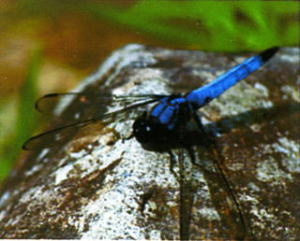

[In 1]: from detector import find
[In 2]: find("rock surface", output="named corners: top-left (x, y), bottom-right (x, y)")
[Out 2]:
top-left (0, 44), bottom-right (299, 240)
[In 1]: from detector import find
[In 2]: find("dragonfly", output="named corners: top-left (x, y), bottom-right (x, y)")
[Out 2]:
top-left (23, 47), bottom-right (279, 239)
top-left (23, 46), bottom-right (279, 151)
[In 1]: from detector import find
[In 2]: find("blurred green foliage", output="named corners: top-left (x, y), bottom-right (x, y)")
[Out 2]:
top-left (0, 49), bottom-right (41, 180)
top-left (81, 1), bottom-right (299, 51)
top-left (6, 0), bottom-right (299, 51)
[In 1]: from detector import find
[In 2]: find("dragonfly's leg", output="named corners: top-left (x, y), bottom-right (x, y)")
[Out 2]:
top-left (192, 111), bottom-right (205, 130)
top-left (199, 110), bottom-right (215, 122)
top-left (192, 111), bottom-right (217, 147)
top-left (186, 146), bottom-right (201, 168)
top-left (192, 112), bottom-right (213, 144)
top-left (122, 132), bottom-right (134, 143)
top-left (168, 150), bottom-right (179, 180)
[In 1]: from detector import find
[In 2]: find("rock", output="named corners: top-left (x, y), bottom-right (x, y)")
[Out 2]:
top-left (0, 44), bottom-right (299, 240)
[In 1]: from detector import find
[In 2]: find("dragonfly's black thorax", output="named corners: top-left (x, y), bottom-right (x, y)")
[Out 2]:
top-left (133, 94), bottom-right (196, 150)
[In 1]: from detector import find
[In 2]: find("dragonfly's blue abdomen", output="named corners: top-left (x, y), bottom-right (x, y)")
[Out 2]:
top-left (186, 47), bottom-right (278, 109)
top-left (147, 47), bottom-right (279, 132)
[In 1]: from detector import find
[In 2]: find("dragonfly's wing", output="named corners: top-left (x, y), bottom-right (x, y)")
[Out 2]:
top-left (176, 148), bottom-right (193, 240)
top-left (23, 93), bottom-right (165, 150)
top-left (22, 117), bottom-right (101, 150)
top-left (210, 148), bottom-right (249, 238)
top-left (186, 47), bottom-right (279, 108)
top-left (35, 92), bottom-right (167, 113)
top-left (169, 146), bottom-right (248, 239)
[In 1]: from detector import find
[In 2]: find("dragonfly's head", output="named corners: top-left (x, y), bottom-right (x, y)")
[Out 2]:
top-left (133, 112), bottom-right (170, 148)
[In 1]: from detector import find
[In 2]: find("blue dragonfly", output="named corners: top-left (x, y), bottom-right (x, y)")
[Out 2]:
top-left (23, 46), bottom-right (279, 151)
top-left (22, 47), bottom-right (278, 239)
top-left (133, 46), bottom-right (279, 150)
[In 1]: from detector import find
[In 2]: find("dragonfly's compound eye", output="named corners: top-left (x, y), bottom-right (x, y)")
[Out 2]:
top-left (133, 117), bottom-right (155, 144)
top-left (133, 116), bottom-right (172, 149)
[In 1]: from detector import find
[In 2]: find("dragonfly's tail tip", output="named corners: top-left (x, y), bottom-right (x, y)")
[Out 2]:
top-left (260, 46), bottom-right (279, 62)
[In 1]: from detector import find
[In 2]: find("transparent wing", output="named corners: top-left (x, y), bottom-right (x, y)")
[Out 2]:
top-left (35, 92), bottom-right (167, 113)
top-left (23, 92), bottom-right (166, 150)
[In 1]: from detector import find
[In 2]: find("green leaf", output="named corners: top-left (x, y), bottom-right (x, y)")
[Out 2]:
top-left (0, 48), bottom-right (42, 181)
top-left (79, 0), bottom-right (299, 51)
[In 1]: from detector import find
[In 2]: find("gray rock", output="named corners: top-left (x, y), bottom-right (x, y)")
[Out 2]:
top-left (0, 44), bottom-right (299, 240)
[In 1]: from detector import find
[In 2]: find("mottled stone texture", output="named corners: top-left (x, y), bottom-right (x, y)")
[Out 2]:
top-left (0, 44), bottom-right (299, 240)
